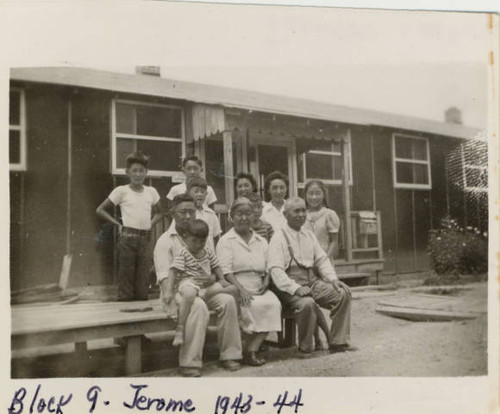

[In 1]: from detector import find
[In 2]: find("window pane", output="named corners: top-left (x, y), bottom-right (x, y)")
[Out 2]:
top-left (9, 90), bottom-right (20, 126)
top-left (136, 105), bottom-right (182, 138)
top-left (412, 139), bottom-right (427, 160)
top-left (396, 162), bottom-right (429, 185)
top-left (116, 103), bottom-right (135, 134)
top-left (396, 163), bottom-right (413, 184)
top-left (116, 138), bottom-right (136, 168)
top-left (117, 138), bottom-right (182, 171)
top-left (9, 129), bottom-right (20, 164)
top-left (137, 140), bottom-right (182, 171)
top-left (395, 136), bottom-right (427, 161)
top-left (305, 153), bottom-right (334, 180)
top-left (308, 140), bottom-right (333, 152)
top-left (413, 163), bottom-right (429, 184)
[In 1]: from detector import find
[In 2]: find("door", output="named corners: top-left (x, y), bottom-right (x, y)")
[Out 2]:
top-left (255, 139), bottom-right (295, 200)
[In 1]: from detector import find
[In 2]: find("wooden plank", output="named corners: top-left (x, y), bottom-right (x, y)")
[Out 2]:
top-left (378, 296), bottom-right (456, 311)
top-left (59, 254), bottom-right (72, 291)
top-left (125, 336), bottom-right (142, 375)
top-left (375, 305), bottom-right (478, 321)
top-left (75, 341), bottom-right (87, 356)
top-left (352, 291), bottom-right (396, 300)
top-left (12, 319), bottom-right (172, 350)
top-left (352, 248), bottom-right (380, 252)
top-left (350, 284), bottom-right (396, 292)
top-left (11, 284), bottom-right (60, 296)
top-left (338, 273), bottom-right (370, 280)
top-left (341, 135), bottom-right (353, 261)
top-left (409, 285), bottom-right (474, 293)
top-left (222, 130), bottom-right (234, 205)
top-left (376, 211), bottom-right (384, 261)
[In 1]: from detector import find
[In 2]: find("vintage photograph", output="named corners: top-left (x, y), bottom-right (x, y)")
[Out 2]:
top-left (8, 5), bottom-right (491, 381)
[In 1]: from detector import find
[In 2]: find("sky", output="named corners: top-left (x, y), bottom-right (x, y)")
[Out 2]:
top-left (78, 5), bottom-right (494, 130)
top-left (0, 4), bottom-right (494, 130)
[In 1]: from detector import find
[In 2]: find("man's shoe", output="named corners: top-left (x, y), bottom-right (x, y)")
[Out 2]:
top-left (329, 344), bottom-right (359, 354)
top-left (296, 350), bottom-right (313, 359)
top-left (179, 367), bottom-right (201, 377)
top-left (221, 360), bottom-right (241, 371)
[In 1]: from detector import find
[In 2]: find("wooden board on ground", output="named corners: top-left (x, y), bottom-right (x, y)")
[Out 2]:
top-left (352, 291), bottom-right (397, 300)
top-left (375, 305), bottom-right (478, 322)
top-left (350, 284), bottom-right (396, 292)
top-left (378, 295), bottom-right (457, 311)
top-left (59, 254), bottom-right (72, 291)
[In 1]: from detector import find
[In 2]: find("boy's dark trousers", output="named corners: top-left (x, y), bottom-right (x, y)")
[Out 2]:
top-left (117, 227), bottom-right (152, 301)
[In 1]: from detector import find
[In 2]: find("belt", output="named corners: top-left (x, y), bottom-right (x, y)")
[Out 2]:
top-left (122, 227), bottom-right (151, 236)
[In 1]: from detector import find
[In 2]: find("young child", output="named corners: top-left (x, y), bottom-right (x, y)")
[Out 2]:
top-left (186, 176), bottom-right (222, 252)
top-left (163, 220), bottom-right (251, 346)
top-left (247, 193), bottom-right (274, 242)
top-left (96, 152), bottom-right (162, 301)
top-left (167, 155), bottom-right (217, 209)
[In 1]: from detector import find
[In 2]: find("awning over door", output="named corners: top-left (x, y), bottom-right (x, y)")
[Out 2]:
top-left (191, 104), bottom-right (226, 141)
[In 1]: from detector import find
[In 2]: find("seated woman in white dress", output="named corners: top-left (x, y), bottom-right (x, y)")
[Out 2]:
top-left (216, 197), bottom-right (282, 366)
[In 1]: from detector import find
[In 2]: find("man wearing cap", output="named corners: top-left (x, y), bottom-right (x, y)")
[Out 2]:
top-left (267, 197), bottom-right (355, 358)
top-left (154, 193), bottom-right (242, 377)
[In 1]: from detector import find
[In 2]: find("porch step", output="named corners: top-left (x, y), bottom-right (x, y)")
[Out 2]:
top-left (338, 272), bottom-right (371, 286)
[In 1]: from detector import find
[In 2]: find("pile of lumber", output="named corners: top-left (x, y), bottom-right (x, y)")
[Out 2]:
top-left (11, 284), bottom-right (78, 305)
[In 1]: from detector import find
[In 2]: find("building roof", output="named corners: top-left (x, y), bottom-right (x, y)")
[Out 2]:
top-left (11, 67), bottom-right (482, 140)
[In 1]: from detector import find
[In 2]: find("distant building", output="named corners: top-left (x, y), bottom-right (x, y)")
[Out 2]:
top-left (9, 67), bottom-right (486, 291)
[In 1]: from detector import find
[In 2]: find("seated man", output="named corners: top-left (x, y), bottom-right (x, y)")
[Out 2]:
top-left (267, 197), bottom-right (356, 358)
top-left (154, 194), bottom-right (242, 377)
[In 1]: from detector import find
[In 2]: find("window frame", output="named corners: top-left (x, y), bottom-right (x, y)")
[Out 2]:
top-left (110, 99), bottom-right (185, 177)
top-left (461, 143), bottom-right (488, 193)
top-left (299, 137), bottom-right (353, 186)
top-left (9, 88), bottom-right (27, 171)
top-left (392, 133), bottom-right (432, 190)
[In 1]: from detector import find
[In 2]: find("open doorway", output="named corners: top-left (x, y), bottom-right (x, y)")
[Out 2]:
top-left (254, 139), bottom-right (294, 201)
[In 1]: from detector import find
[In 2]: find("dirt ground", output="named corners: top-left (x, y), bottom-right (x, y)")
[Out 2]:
top-left (12, 280), bottom-right (488, 378)
top-left (154, 281), bottom-right (488, 378)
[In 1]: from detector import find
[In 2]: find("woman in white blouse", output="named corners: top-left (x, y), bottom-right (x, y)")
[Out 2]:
top-left (216, 197), bottom-right (282, 366)
top-left (261, 170), bottom-right (288, 232)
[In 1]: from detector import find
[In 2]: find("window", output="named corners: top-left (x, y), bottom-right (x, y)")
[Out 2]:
top-left (392, 134), bottom-right (431, 189)
top-left (9, 88), bottom-right (26, 171)
top-left (297, 138), bottom-right (352, 185)
top-left (461, 141), bottom-right (487, 193)
top-left (111, 100), bottom-right (185, 176)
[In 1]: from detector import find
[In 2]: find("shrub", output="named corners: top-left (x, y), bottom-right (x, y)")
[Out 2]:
top-left (428, 217), bottom-right (488, 275)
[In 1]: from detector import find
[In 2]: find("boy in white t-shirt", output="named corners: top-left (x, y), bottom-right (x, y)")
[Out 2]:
top-left (186, 176), bottom-right (222, 252)
top-left (96, 152), bottom-right (163, 301)
top-left (167, 155), bottom-right (217, 209)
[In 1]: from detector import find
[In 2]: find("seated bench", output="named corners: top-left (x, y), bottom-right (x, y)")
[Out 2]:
top-left (11, 300), bottom-right (214, 376)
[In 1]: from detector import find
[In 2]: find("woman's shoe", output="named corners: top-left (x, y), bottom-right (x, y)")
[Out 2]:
top-left (245, 352), bottom-right (266, 366)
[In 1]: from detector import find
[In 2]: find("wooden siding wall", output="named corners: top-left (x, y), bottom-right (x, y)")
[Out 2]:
top-left (10, 85), bottom-right (180, 290)
top-left (10, 85), bottom-right (69, 290)
top-left (71, 90), bottom-right (115, 287)
top-left (351, 128), bottom-right (475, 274)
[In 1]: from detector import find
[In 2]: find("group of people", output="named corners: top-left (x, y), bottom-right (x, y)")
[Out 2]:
top-left (97, 153), bottom-right (355, 377)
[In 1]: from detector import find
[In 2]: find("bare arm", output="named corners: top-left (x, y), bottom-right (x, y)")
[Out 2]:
top-left (161, 270), bottom-right (177, 304)
top-left (96, 198), bottom-right (122, 234)
top-left (213, 235), bottom-right (220, 249)
top-left (150, 201), bottom-right (164, 228)
top-left (213, 266), bottom-right (229, 287)
top-left (327, 233), bottom-right (339, 261)
top-left (161, 269), bottom-right (178, 318)
top-left (224, 272), bottom-right (253, 306)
